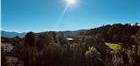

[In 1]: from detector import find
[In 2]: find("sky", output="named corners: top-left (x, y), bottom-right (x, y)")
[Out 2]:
top-left (2, 0), bottom-right (140, 32)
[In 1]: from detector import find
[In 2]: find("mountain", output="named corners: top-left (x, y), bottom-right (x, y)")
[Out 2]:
top-left (1, 30), bottom-right (86, 38)
top-left (1, 31), bottom-right (26, 38)
top-left (2, 23), bottom-right (139, 41)
top-left (61, 30), bottom-right (86, 36)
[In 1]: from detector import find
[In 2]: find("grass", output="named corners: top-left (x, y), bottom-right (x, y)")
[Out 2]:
top-left (105, 43), bottom-right (122, 52)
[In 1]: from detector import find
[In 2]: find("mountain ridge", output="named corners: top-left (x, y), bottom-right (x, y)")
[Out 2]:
top-left (1, 30), bottom-right (86, 38)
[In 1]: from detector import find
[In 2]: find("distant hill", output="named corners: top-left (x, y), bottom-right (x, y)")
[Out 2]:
top-left (59, 30), bottom-right (86, 36)
top-left (1, 30), bottom-right (86, 38)
top-left (1, 31), bottom-right (26, 38)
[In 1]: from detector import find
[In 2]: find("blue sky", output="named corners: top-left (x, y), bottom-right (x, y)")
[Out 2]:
top-left (2, 0), bottom-right (140, 32)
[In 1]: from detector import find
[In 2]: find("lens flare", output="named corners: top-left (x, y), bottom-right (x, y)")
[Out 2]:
top-left (65, 0), bottom-right (76, 5)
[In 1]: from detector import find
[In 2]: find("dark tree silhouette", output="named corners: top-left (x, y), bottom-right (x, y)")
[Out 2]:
top-left (24, 32), bottom-right (36, 47)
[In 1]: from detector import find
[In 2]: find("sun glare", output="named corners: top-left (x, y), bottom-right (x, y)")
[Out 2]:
top-left (65, 0), bottom-right (76, 5)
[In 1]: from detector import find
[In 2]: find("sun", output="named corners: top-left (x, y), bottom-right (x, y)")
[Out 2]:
top-left (65, 0), bottom-right (76, 5)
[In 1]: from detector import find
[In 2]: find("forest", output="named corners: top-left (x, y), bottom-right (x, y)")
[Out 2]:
top-left (1, 23), bottom-right (140, 66)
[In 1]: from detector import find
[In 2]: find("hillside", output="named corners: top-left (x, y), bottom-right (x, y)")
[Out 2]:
top-left (83, 23), bottom-right (140, 45)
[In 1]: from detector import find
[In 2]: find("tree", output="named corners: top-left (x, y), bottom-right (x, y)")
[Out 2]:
top-left (24, 32), bottom-right (36, 47)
